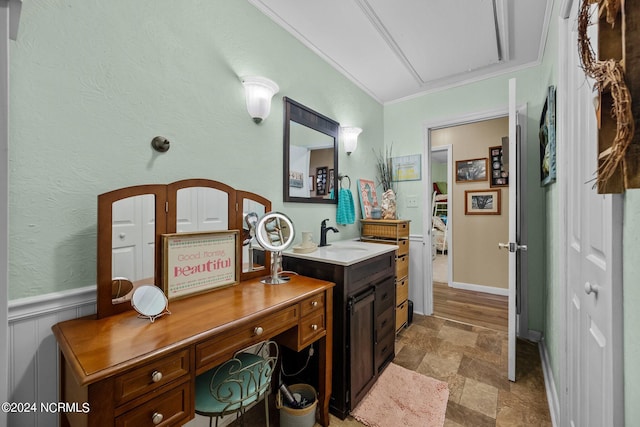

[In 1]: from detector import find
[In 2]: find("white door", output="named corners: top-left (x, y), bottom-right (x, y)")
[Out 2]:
top-left (499, 78), bottom-right (523, 382)
top-left (564, 2), bottom-right (623, 425)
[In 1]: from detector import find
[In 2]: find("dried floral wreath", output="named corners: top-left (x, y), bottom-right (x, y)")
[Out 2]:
top-left (578, 0), bottom-right (634, 187)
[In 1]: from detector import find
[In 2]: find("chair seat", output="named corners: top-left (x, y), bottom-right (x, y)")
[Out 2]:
top-left (195, 353), bottom-right (270, 416)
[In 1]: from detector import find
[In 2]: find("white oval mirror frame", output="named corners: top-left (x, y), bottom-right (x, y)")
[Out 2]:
top-left (255, 212), bottom-right (295, 284)
top-left (131, 285), bottom-right (170, 322)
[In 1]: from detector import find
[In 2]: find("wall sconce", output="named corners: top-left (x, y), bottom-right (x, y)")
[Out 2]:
top-left (241, 76), bottom-right (279, 124)
top-left (341, 127), bottom-right (362, 155)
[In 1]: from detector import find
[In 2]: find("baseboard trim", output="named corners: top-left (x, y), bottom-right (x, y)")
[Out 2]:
top-left (450, 281), bottom-right (508, 296)
top-left (8, 285), bottom-right (96, 322)
top-left (539, 337), bottom-right (560, 427)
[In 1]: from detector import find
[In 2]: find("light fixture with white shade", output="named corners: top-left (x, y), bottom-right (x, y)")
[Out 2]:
top-left (341, 127), bottom-right (362, 155)
top-left (241, 76), bottom-right (279, 124)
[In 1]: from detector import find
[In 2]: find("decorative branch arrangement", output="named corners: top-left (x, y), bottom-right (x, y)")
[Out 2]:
top-left (373, 144), bottom-right (396, 194)
top-left (578, 0), bottom-right (634, 188)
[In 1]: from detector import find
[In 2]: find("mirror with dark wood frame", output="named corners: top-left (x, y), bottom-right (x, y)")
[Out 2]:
top-left (283, 97), bottom-right (339, 203)
top-left (97, 179), bottom-right (272, 318)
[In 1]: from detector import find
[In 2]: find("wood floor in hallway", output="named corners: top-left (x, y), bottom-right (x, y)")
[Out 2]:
top-left (433, 280), bottom-right (508, 333)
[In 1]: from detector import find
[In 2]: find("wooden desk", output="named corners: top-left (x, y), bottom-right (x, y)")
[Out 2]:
top-left (52, 276), bottom-right (334, 427)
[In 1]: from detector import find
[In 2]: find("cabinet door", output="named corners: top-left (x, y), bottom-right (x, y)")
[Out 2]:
top-left (348, 287), bottom-right (376, 409)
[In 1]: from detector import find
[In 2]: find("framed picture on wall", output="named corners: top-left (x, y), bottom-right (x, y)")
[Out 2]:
top-left (456, 158), bottom-right (488, 182)
top-left (465, 189), bottom-right (501, 215)
top-left (540, 85), bottom-right (557, 186)
top-left (316, 166), bottom-right (328, 195)
top-left (489, 145), bottom-right (509, 187)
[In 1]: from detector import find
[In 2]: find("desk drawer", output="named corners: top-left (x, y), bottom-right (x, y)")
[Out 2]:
top-left (114, 349), bottom-right (190, 405)
top-left (300, 292), bottom-right (325, 317)
top-left (196, 305), bottom-right (298, 373)
top-left (298, 311), bottom-right (326, 347)
top-left (115, 380), bottom-right (191, 427)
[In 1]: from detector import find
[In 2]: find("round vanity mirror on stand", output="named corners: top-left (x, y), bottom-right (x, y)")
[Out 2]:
top-left (131, 285), bottom-right (171, 322)
top-left (255, 212), bottom-right (295, 284)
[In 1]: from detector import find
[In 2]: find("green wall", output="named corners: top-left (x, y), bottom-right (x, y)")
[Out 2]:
top-left (8, 0), bottom-right (383, 299)
top-left (8, 0), bottom-right (640, 423)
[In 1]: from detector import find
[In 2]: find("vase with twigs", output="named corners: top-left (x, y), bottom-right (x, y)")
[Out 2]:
top-left (373, 144), bottom-right (397, 220)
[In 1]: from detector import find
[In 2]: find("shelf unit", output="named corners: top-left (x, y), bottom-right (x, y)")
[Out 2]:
top-left (360, 219), bottom-right (410, 333)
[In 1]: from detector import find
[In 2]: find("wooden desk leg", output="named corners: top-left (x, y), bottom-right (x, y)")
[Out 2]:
top-left (318, 288), bottom-right (333, 426)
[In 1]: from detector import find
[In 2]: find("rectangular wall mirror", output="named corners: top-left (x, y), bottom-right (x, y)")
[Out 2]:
top-left (283, 97), bottom-right (339, 203)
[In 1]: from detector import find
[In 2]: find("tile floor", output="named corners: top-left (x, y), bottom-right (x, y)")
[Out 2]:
top-left (223, 314), bottom-right (551, 427)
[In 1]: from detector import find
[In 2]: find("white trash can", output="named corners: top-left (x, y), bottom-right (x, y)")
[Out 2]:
top-left (276, 384), bottom-right (317, 427)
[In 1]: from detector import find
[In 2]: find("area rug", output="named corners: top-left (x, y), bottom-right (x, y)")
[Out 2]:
top-left (350, 363), bottom-right (449, 427)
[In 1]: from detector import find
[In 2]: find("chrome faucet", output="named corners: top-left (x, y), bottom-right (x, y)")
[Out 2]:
top-left (319, 218), bottom-right (339, 247)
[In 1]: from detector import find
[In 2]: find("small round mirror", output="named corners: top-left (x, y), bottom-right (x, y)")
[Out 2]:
top-left (131, 285), bottom-right (170, 322)
top-left (255, 212), bottom-right (295, 284)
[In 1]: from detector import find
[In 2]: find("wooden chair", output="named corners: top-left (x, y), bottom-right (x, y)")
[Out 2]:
top-left (195, 340), bottom-right (279, 427)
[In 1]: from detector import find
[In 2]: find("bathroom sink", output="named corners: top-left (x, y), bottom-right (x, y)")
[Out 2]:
top-left (284, 240), bottom-right (398, 266)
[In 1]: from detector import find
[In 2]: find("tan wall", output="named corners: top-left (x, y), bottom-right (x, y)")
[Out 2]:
top-left (432, 117), bottom-right (509, 289)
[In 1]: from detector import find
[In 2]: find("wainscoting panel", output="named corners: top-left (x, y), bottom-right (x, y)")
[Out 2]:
top-left (408, 235), bottom-right (425, 316)
top-left (7, 287), bottom-right (95, 427)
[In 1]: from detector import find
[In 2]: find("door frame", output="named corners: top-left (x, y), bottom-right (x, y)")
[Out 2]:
top-left (430, 144), bottom-right (453, 287)
top-left (422, 105), bottom-right (529, 338)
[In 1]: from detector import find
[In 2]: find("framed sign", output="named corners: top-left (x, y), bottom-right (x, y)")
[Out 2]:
top-left (162, 230), bottom-right (240, 300)
top-left (392, 154), bottom-right (422, 181)
top-left (465, 189), bottom-right (501, 215)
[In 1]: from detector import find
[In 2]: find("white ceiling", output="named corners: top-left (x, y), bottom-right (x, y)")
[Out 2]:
top-left (249, 0), bottom-right (552, 104)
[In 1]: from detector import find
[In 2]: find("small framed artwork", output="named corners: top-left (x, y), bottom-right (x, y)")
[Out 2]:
top-left (162, 230), bottom-right (240, 301)
top-left (289, 171), bottom-right (304, 188)
top-left (456, 158), bottom-right (488, 183)
top-left (540, 85), bottom-right (556, 186)
top-left (489, 145), bottom-right (509, 187)
top-left (357, 178), bottom-right (378, 219)
top-left (329, 169), bottom-right (335, 194)
top-left (316, 166), bottom-right (328, 195)
top-left (392, 154), bottom-right (422, 181)
top-left (465, 189), bottom-right (501, 215)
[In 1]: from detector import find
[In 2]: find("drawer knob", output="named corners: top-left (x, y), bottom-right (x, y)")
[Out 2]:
top-left (152, 412), bottom-right (164, 425)
top-left (151, 370), bottom-right (163, 383)
top-left (311, 301), bottom-right (318, 307)
top-left (311, 324), bottom-right (318, 331)
top-left (254, 326), bottom-right (264, 336)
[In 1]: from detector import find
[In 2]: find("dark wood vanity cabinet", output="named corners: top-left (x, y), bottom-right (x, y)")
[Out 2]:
top-left (283, 250), bottom-right (396, 419)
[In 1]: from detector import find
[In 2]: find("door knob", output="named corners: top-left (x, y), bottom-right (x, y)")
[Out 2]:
top-left (498, 242), bottom-right (528, 252)
top-left (584, 282), bottom-right (600, 295)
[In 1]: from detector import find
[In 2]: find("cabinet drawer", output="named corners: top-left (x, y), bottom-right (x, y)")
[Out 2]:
top-left (396, 277), bottom-right (408, 304)
top-left (299, 311), bottom-right (326, 347)
top-left (396, 300), bottom-right (408, 332)
top-left (396, 238), bottom-right (409, 257)
top-left (376, 305), bottom-right (395, 339)
top-left (114, 349), bottom-right (190, 405)
top-left (396, 255), bottom-right (409, 279)
top-left (300, 292), bottom-right (325, 317)
top-left (116, 379), bottom-right (191, 427)
top-left (361, 220), bottom-right (409, 239)
top-left (196, 305), bottom-right (298, 373)
top-left (376, 330), bottom-right (395, 369)
top-left (376, 279), bottom-right (395, 313)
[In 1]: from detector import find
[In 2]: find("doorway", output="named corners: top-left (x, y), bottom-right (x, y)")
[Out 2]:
top-left (426, 115), bottom-right (511, 332)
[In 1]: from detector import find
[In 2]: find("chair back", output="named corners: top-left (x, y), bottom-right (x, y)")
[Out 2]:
top-left (206, 340), bottom-right (279, 416)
